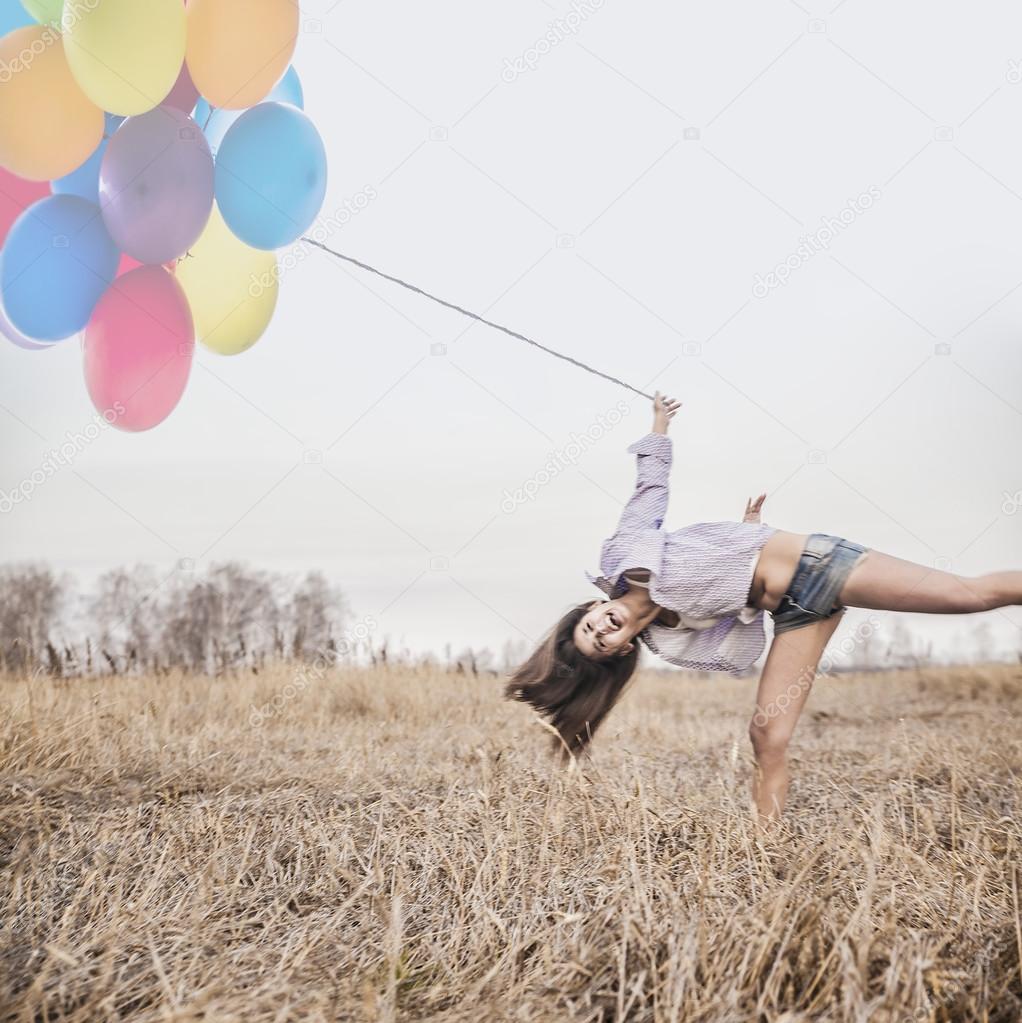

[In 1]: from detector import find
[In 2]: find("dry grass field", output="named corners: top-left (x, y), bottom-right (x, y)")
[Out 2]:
top-left (1, 662), bottom-right (1020, 1022)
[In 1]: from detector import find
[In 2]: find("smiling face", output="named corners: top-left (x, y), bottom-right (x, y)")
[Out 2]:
top-left (573, 599), bottom-right (640, 660)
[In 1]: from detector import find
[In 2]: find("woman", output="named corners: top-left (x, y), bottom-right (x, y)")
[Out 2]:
top-left (505, 392), bottom-right (1021, 820)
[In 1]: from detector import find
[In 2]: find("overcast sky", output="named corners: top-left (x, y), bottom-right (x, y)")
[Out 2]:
top-left (3, 0), bottom-right (1021, 666)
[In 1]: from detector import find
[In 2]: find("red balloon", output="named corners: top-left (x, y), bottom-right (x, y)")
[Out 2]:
top-left (0, 169), bottom-right (50, 247)
top-left (84, 266), bottom-right (194, 432)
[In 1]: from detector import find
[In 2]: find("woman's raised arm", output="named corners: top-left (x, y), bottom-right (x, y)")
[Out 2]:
top-left (612, 391), bottom-right (681, 533)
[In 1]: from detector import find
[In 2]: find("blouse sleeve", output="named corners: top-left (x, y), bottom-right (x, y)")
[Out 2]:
top-left (613, 432), bottom-right (673, 533)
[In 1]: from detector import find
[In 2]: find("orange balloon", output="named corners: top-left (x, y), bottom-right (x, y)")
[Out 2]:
top-left (0, 26), bottom-right (104, 181)
top-left (186, 0), bottom-right (299, 110)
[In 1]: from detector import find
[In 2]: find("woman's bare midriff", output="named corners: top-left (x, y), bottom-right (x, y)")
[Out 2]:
top-left (747, 529), bottom-right (809, 613)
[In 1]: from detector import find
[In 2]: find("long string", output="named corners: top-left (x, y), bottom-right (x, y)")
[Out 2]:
top-left (299, 236), bottom-right (655, 401)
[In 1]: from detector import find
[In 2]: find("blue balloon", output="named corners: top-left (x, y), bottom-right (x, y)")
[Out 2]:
top-left (1, 195), bottom-right (119, 340)
top-left (214, 101), bottom-right (326, 251)
top-left (194, 66), bottom-right (304, 155)
top-left (52, 113), bottom-right (125, 203)
top-left (0, 3), bottom-right (34, 35)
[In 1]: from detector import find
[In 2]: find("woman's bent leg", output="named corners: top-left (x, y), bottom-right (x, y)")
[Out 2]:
top-left (838, 549), bottom-right (1022, 614)
top-left (749, 612), bottom-right (845, 823)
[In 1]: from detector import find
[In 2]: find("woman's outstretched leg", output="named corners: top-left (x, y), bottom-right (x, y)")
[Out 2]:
top-left (839, 549), bottom-right (1022, 614)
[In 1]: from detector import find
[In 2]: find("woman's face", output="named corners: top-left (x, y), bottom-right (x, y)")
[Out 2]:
top-left (573, 600), bottom-right (638, 660)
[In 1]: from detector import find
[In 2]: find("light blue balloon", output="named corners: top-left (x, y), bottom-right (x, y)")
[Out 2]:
top-left (52, 113), bottom-right (124, 203)
top-left (194, 66), bottom-right (304, 155)
top-left (0, 3), bottom-right (34, 35)
top-left (272, 65), bottom-right (305, 108)
top-left (1, 195), bottom-right (119, 340)
top-left (214, 101), bottom-right (326, 251)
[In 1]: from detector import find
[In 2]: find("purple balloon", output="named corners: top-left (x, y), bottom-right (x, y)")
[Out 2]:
top-left (99, 105), bottom-right (214, 265)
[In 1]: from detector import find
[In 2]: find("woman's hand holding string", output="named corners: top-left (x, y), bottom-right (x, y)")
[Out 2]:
top-left (652, 390), bottom-right (681, 435)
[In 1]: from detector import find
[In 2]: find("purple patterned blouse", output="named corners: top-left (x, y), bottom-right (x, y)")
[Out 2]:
top-left (585, 432), bottom-right (778, 673)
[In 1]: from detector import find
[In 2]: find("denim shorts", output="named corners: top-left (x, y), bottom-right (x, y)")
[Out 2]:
top-left (770, 533), bottom-right (869, 635)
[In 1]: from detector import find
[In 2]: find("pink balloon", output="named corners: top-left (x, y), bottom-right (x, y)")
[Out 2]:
top-left (116, 252), bottom-right (142, 276)
top-left (0, 168), bottom-right (50, 247)
top-left (116, 252), bottom-right (177, 276)
top-left (161, 60), bottom-right (200, 113)
top-left (84, 266), bottom-right (194, 431)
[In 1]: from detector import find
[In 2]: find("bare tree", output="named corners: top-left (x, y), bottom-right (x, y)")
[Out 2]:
top-left (451, 646), bottom-right (498, 676)
top-left (474, 646), bottom-right (497, 676)
top-left (885, 620), bottom-right (917, 670)
top-left (286, 570), bottom-right (349, 661)
top-left (847, 612), bottom-right (887, 672)
top-left (969, 620), bottom-right (995, 664)
top-left (161, 562), bottom-right (281, 673)
top-left (500, 637), bottom-right (529, 673)
top-left (86, 565), bottom-right (162, 673)
top-left (0, 564), bottom-right (67, 673)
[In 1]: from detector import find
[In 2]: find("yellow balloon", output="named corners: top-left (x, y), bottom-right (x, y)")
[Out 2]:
top-left (63, 0), bottom-right (186, 116)
top-left (175, 204), bottom-right (279, 356)
top-left (186, 0), bottom-right (298, 110)
top-left (0, 26), bottom-right (104, 180)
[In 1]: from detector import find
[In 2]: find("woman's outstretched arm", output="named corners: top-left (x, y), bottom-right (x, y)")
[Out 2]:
top-left (612, 391), bottom-right (681, 534)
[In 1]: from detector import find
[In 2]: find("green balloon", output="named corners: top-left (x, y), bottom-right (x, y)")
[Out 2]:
top-left (21, 0), bottom-right (64, 28)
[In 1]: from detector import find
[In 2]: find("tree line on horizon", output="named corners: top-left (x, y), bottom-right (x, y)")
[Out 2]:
top-left (0, 561), bottom-right (520, 679)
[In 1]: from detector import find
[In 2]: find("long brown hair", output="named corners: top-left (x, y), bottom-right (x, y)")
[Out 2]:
top-left (504, 601), bottom-right (640, 758)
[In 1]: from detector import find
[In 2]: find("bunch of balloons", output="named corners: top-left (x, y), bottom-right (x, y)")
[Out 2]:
top-left (0, 0), bottom-right (327, 431)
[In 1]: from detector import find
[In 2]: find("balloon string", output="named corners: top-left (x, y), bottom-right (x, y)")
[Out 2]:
top-left (299, 236), bottom-right (656, 401)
